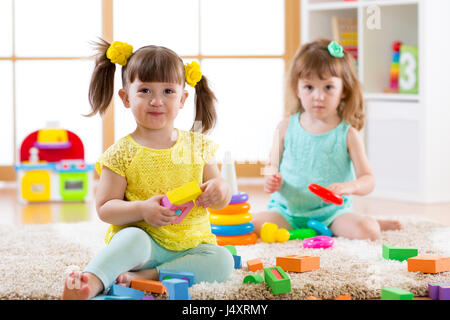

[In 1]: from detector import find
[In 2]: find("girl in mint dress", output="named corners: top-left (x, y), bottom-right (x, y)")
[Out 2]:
top-left (253, 39), bottom-right (402, 240)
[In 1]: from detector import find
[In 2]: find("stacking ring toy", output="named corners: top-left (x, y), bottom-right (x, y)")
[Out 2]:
top-left (303, 236), bottom-right (334, 249)
top-left (230, 192), bottom-right (249, 204)
top-left (209, 212), bottom-right (252, 225)
top-left (211, 223), bottom-right (254, 236)
top-left (216, 232), bottom-right (258, 246)
top-left (208, 202), bottom-right (250, 215)
top-left (308, 183), bottom-right (344, 206)
top-left (307, 219), bottom-right (333, 237)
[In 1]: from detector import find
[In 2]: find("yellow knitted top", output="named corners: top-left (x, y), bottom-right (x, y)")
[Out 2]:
top-left (95, 129), bottom-right (219, 251)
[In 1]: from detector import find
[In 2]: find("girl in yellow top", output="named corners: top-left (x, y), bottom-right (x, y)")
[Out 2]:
top-left (62, 39), bottom-right (234, 300)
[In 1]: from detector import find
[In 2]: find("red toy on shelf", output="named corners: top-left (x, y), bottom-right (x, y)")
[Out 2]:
top-left (308, 183), bottom-right (344, 206)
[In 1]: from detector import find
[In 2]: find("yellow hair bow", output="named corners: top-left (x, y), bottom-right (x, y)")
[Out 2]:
top-left (106, 41), bottom-right (133, 66)
top-left (184, 61), bottom-right (202, 87)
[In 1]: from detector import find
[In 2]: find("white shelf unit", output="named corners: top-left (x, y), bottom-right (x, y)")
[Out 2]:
top-left (301, 0), bottom-right (450, 203)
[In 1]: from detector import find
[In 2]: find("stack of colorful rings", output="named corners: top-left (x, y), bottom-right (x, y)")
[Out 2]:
top-left (208, 192), bottom-right (257, 246)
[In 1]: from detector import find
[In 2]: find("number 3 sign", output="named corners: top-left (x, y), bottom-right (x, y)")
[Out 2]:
top-left (399, 45), bottom-right (419, 94)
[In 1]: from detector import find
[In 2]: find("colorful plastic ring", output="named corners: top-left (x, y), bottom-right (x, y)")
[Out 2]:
top-left (307, 219), bottom-right (333, 237)
top-left (230, 192), bottom-right (249, 204)
top-left (211, 223), bottom-right (254, 236)
top-left (216, 232), bottom-right (258, 246)
top-left (208, 202), bottom-right (250, 215)
top-left (209, 212), bottom-right (252, 225)
top-left (308, 183), bottom-right (344, 206)
top-left (302, 236), bottom-right (334, 249)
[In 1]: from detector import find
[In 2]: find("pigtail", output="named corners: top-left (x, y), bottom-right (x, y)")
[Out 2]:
top-left (86, 38), bottom-right (116, 117)
top-left (192, 75), bottom-right (217, 134)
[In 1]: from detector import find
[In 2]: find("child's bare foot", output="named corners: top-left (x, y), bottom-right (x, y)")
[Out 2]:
top-left (116, 269), bottom-right (158, 287)
top-left (378, 219), bottom-right (403, 231)
top-left (61, 272), bottom-right (103, 300)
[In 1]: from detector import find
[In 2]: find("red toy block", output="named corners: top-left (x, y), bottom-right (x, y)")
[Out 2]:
top-left (407, 255), bottom-right (450, 273)
top-left (247, 258), bottom-right (263, 272)
top-left (131, 279), bottom-right (167, 294)
top-left (276, 255), bottom-right (320, 273)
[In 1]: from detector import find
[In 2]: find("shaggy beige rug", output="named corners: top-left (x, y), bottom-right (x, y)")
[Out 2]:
top-left (1, 216), bottom-right (449, 300)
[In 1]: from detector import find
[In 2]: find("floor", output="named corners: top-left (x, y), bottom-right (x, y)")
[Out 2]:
top-left (2, 179), bottom-right (447, 300)
top-left (2, 179), bottom-right (450, 226)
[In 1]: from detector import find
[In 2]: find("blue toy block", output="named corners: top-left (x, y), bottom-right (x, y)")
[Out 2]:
top-left (107, 284), bottom-right (145, 300)
top-left (162, 278), bottom-right (191, 300)
top-left (233, 255), bottom-right (242, 269)
top-left (91, 294), bottom-right (134, 300)
top-left (158, 269), bottom-right (195, 287)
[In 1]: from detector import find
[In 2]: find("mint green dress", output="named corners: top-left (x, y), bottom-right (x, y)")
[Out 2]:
top-left (268, 112), bottom-right (355, 228)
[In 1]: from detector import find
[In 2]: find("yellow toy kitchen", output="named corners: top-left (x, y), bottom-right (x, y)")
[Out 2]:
top-left (15, 127), bottom-right (94, 203)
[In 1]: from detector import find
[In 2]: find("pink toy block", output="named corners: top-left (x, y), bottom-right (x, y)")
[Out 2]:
top-left (161, 195), bottom-right (195, 224)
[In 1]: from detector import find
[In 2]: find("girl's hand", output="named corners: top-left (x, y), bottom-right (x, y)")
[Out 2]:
top-left (327, 182), bottom-right (357, 196)
top-left (140, 195), bottom-right (177, 227)
top-left (264, 172), bottom-right (283, 193)
top-left (196, 178), bottom-right (229, 209)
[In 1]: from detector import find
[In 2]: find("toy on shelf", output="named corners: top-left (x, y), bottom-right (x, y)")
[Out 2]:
top-left (387, 41), bottom-right (402, 93)
top-left (407, 255), bottom-right (450, 274)
top-left (15, 126), bottom-right (94, 203)
top-left (331, 16), bottom-right (358, 63)
top-left (399, 44), bottom-right (419, 94)
top-left (161, 180), bottom-right (202, 224)
top-left (209, 151), bottom-right (257, 246)
top-left (260, 222), bottom-right (317, 243)
top-left (308, 183), bottom-right (343, 206)
top-left (429, 282), bottom-right (450, 300)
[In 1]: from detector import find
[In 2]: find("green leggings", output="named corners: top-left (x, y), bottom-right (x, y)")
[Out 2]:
top-left (83, 227), bottom-right (234, 292)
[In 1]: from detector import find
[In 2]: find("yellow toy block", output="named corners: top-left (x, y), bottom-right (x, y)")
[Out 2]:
top-left (166, 180), bottom-right (202, 205)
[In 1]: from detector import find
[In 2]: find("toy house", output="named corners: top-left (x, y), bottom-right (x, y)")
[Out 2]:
top-left (15, 128), bottom-right (94, 203)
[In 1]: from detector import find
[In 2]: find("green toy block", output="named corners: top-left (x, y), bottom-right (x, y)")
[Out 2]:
top-left (243, 274), bottom-right (264, 284)
top-left (381, 287), bottom-right (414, 300)
top-left (382, 244), bottom-right (418, 262)
top-left (264, 266), bottom-right (291, 295)
top-left (224, 245), bottom-right (237, 256)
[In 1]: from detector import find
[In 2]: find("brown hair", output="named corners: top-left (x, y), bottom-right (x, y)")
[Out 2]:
top-left (285, 38), bottom-right (364, 130)
top-left (87, 38), bottom-right (217, 133)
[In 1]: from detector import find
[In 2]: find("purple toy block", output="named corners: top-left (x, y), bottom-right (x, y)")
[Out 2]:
top-left (439, 286), bottom-right (450, 300)
top-left (140, 295), bottom-right (155, 300)
top-left (161, 195), bottom-right (194, 224)
top-left (428, 282), bottom-right (450, 300)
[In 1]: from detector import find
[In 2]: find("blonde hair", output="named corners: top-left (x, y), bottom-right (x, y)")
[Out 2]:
top-left (87, 38), bottom-right (217, 133)
top-left (285, 38), bottom-right (364, 130)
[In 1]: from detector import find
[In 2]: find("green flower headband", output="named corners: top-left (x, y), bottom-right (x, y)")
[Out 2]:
top-left (328, 41), bottom-right (344, 58)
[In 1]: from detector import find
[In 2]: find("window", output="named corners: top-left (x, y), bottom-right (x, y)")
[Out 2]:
top-left (113, 0), bottom-right (286, 163)
top-left (1, 0), bottom-right (299, 180)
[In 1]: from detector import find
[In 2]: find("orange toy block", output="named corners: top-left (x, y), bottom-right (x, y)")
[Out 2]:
top-left (131, 279), bottom-right (167, 294)
top-left (407, 255), bottom-right (450, 273)
top-left (276, 255), bottom-right (320, 273)
top-left (247, 258), bottom-right (264, 272)
top-left (307, 296), bottom-right (322, 300)
top-left (335, 294), bottom-right (352, 300)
